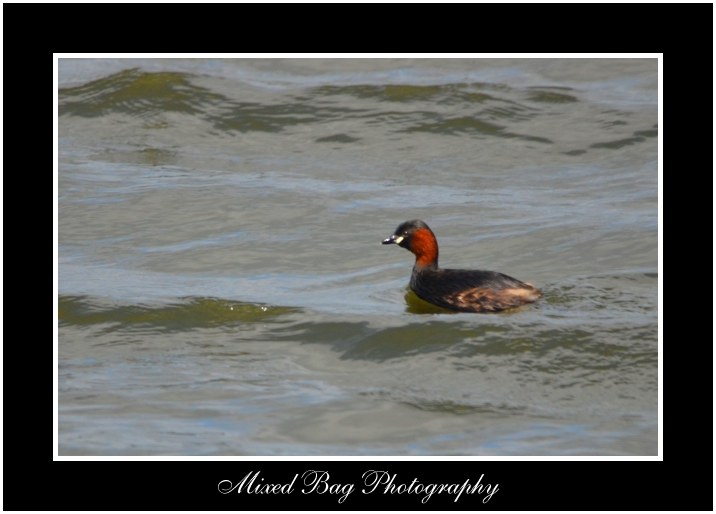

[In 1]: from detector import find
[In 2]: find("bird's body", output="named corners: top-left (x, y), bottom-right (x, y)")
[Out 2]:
top-left (383, 220), bottom-right (540, 313)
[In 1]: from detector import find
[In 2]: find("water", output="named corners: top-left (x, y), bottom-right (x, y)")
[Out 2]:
top-left (57, 58), bottom-right (658, 456)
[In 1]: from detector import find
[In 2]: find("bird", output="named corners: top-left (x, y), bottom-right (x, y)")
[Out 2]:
top-left (382, 219), bottom-right (541, 313)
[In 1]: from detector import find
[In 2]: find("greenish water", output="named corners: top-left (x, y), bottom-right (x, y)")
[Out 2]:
top-left (58, 58), bottom-right (658, 455)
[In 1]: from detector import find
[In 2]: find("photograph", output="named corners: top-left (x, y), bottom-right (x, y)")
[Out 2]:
top-left (56, 56), bottom-right (659, 461)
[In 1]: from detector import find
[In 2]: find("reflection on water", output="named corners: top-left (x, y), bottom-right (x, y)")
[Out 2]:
top-left (60, 69), bottom-right (225, 118)
top-left (59, 295), bottom-right (298, 330)
top-left (58, 58), bottom-right (658, 456)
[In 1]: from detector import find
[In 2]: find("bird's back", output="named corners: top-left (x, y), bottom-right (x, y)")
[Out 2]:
top-left (411, 267), bottom-right (541, 313)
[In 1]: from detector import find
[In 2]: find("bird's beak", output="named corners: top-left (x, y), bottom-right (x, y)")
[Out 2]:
top-left (382, 234), bottom-right (404, 245)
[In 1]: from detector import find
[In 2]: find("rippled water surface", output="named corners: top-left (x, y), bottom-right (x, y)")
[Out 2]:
top-left (58, 58), bottom-right (659, 455)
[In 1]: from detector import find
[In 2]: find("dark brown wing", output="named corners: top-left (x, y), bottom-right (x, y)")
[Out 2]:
top-left (411, 268), bottom-right (541, 313)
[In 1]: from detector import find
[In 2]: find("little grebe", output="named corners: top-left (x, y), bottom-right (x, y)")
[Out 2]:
top-left (382, 220), bottom-right (541, 313)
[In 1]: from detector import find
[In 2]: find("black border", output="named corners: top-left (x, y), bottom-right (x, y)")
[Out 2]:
top-left (20, 2), bottom-right (713, 511)
top-left (5, 459), bottom-right (715, 510)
